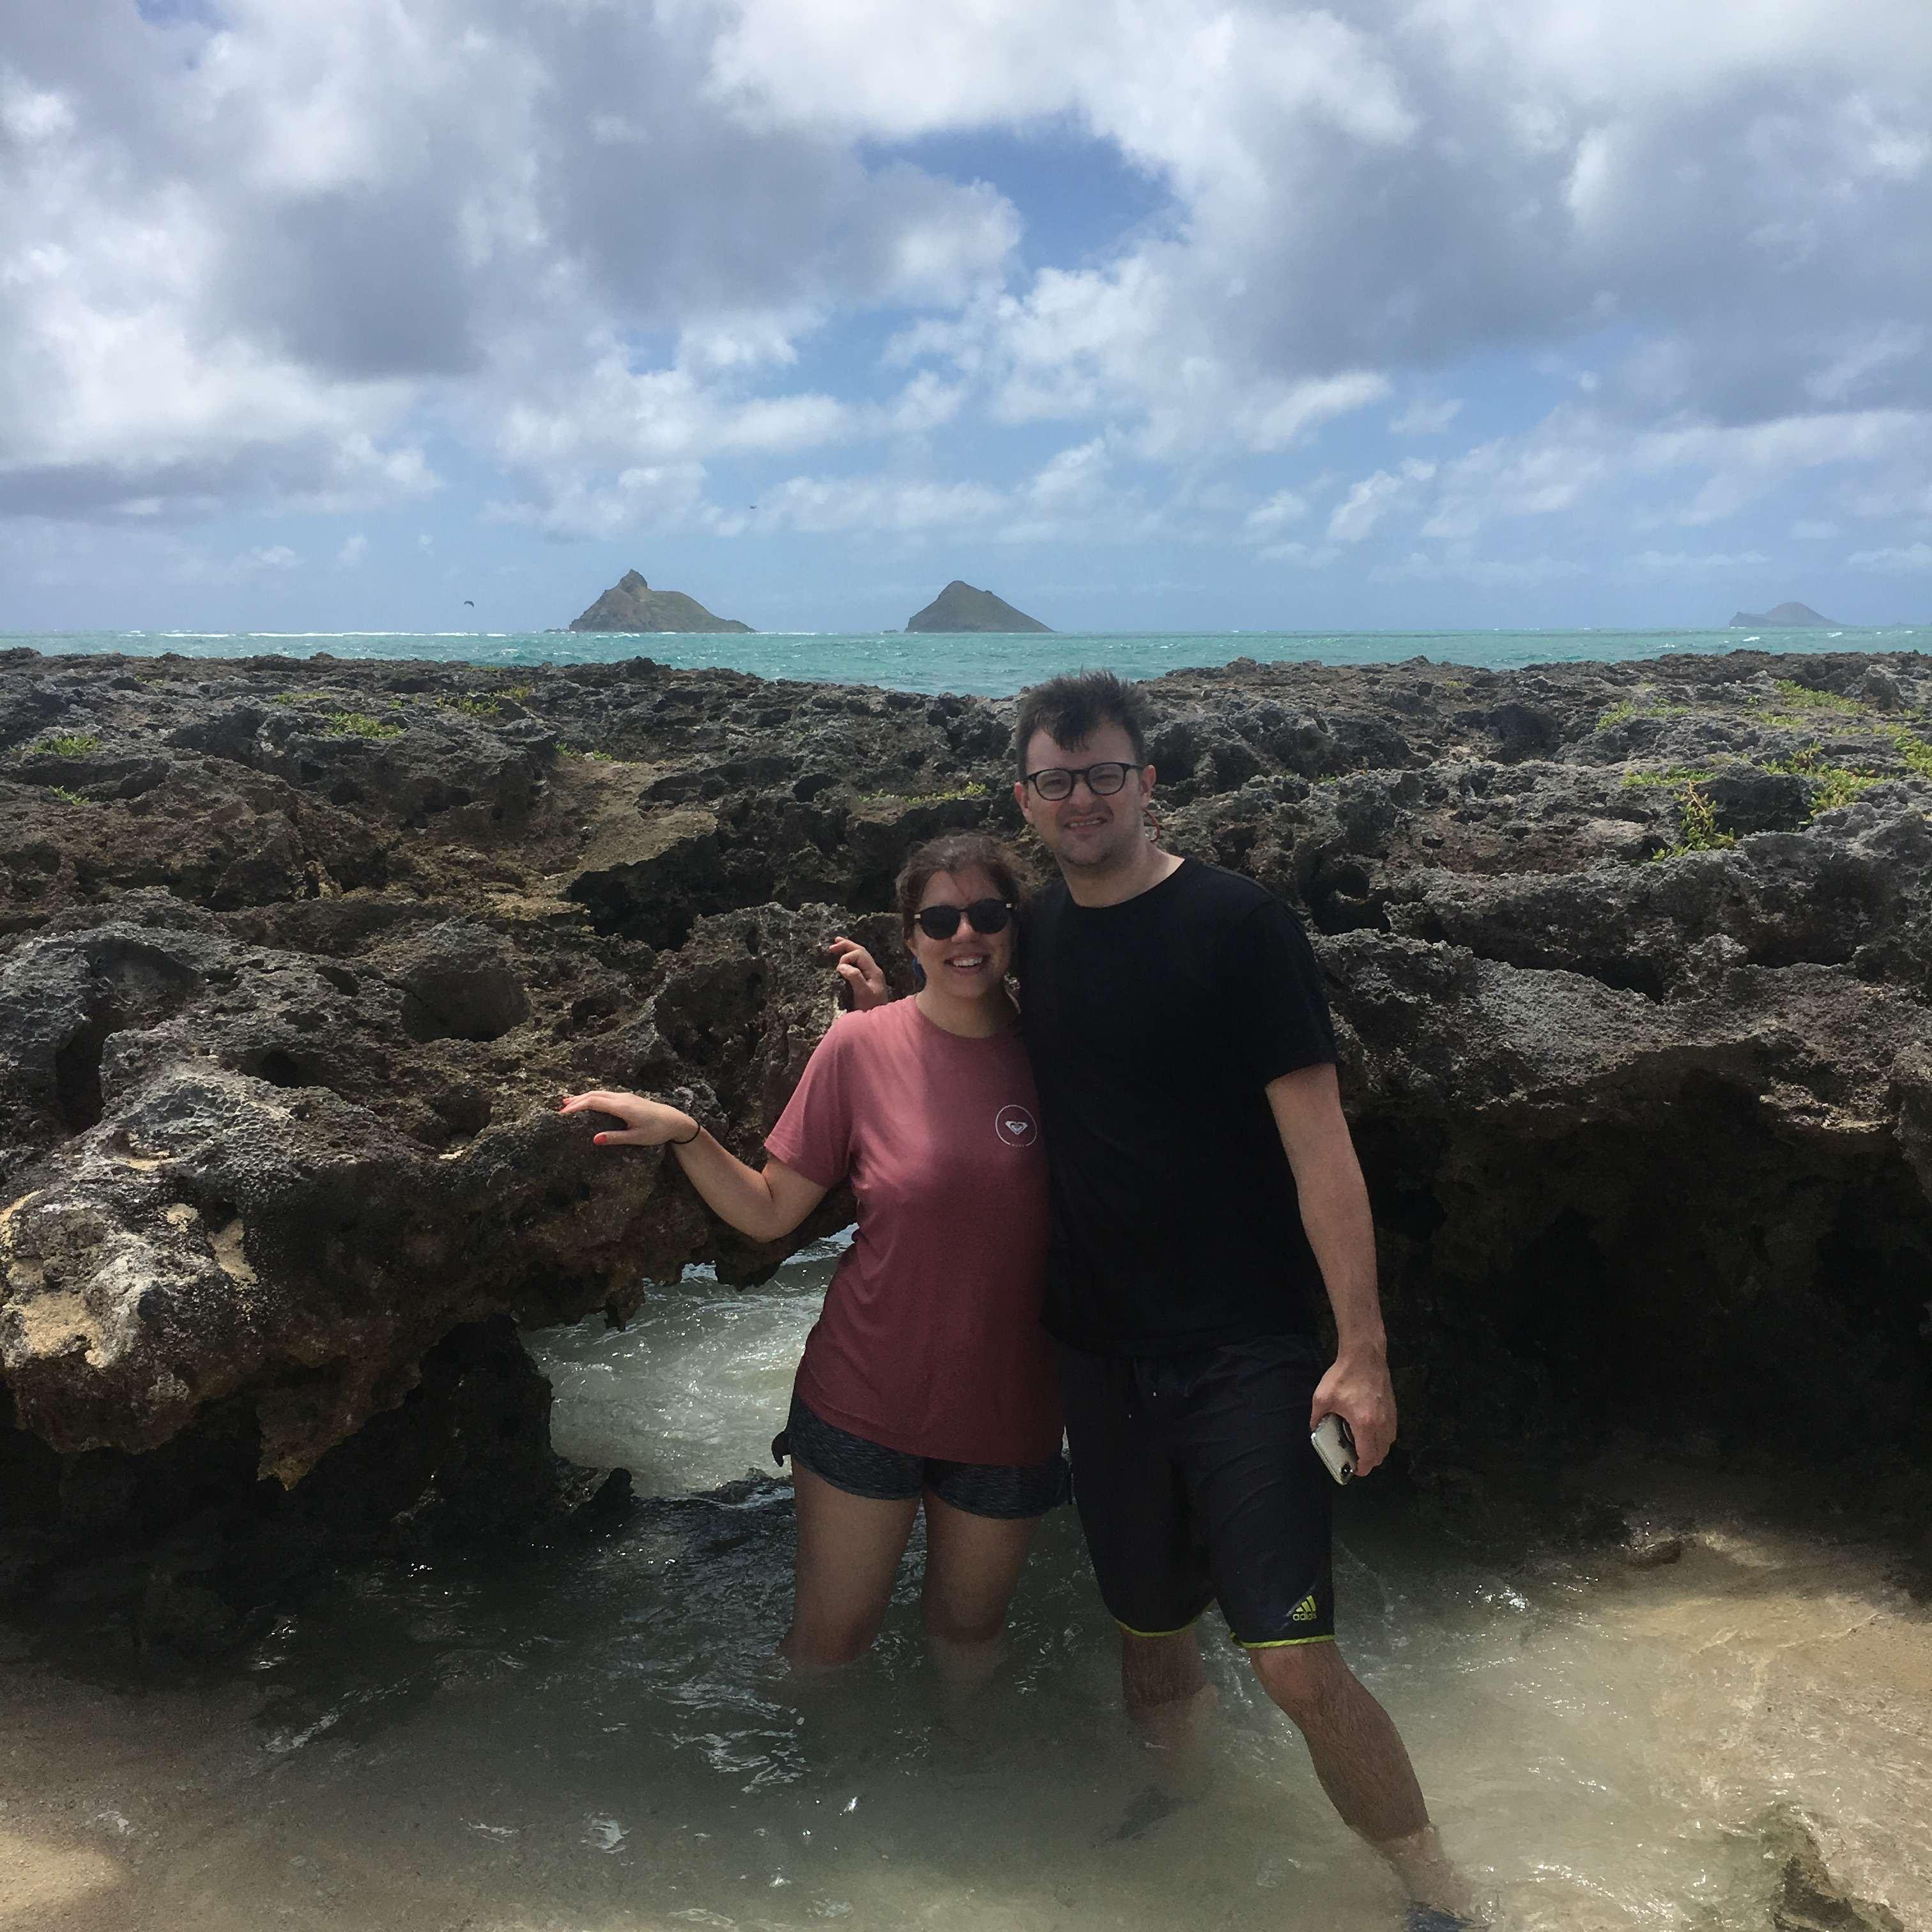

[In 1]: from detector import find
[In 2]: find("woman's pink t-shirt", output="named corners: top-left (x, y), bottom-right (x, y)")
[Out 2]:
top-left (763, 999), bottom-right (1061, 1466)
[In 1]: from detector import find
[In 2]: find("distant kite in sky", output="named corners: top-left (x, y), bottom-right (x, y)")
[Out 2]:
top-left (463, 599), bottom-right (474, 608)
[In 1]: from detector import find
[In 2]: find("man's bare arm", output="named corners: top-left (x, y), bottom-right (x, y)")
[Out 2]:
top-left (1266, 1062), bottom-right (1397, 1476)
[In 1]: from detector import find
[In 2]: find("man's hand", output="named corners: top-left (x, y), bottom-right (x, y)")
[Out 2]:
top-left (556, 1088), bottom-right (694, 1147)
top-left (1309, 1349), bottom-right (1396, 1477)
top-left (826, 937), bottom-right (888, 1010)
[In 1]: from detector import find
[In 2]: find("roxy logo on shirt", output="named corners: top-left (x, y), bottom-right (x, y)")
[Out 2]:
top-left (995, 1103), bottom-right (1039, 1148)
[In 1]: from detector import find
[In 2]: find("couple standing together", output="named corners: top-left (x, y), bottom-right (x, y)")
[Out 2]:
top-left (560, 671), bottom-right (1478, 1929)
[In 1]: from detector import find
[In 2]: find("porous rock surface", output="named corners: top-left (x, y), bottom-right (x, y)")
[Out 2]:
top-left (3, 643), bottom-right (1930, 1562)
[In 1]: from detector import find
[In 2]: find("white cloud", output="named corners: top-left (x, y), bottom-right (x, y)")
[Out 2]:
top-left (2, 0), bottom-right (1930, 574)
top-left (336, 533), bottom-right (368, 568)
top-left (166, 541), bottom-right (302, 585)
top-left (1328, 461), bottom-right (1436, 544)
top-left (0, 0), bottom-right (1018, 525)
top-left (483, 464), bottom-right (714, 542)
top-left (1628, 549), bottom-right (1772, 575)
top-left (1256, 540), bottom-right (1338, 569)
top-left (1805, 324), bottom-right (1928, 406)
top-left (752, 473), bottom-right (1008, 537)
top-left (1244, 490), bottom-right (1310, 539)
top-left (1637, 409), bottom-right (1931, 524)
top-left (1368, 549), bottom-right (1584, 587)
top-left (1849, 543), bottom-right (1932, 574)
top-left (1416, 402), bottom-right (1932, 545)
top-left (1392, 399), bottom-right (1464, 436)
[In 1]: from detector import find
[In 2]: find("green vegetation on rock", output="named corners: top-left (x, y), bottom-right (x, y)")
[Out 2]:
top-left (859, 780), bottom-right (989, 806)
top-left (1621, 764), bottom-right (1724, 790)
top-left (23, 732), bottom-right (102, 757)
top-left (1652, 780), bottom-right (1736, 860)
top-left (1597, 697), bottom-right (1691, 730)
top-left (1766, 678), bottom-right (1866, 717)
top-left (1880, 726), bottom-right (1932, 780)
top-left (1808, 768), bottom-right (1883, 814)
top-left (324, 711), bottom-right (404, 740)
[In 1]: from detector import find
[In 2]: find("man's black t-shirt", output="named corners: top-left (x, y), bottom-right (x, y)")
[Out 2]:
top-left (1019, 858), bottom-right (1338, 1354)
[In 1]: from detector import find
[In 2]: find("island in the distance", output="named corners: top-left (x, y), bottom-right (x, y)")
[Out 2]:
top-left (906, 581), bottom-right (1051, 633)
top-left (569, 570), bottom-right (753, 634)
top-left (1730, 601), bottom-right (1838, 629)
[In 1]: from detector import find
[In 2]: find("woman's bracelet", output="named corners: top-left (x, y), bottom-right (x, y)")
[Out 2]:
top-left (672, 1121), bottom-right (703, 1146)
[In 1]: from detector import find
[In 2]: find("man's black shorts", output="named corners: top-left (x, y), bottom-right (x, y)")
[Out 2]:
top-left (1056, 1335), bottom-right (1335, 1648)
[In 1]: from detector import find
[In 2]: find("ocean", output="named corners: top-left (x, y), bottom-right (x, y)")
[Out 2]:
top-left (10, 624), bottom-right (1927, 696)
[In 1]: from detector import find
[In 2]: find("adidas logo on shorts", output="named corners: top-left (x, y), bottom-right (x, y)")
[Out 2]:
top-left (1290, 1595), bottom-right (1319, 1623)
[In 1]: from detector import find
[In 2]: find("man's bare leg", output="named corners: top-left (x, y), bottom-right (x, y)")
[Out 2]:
top-left (1248, 1639), bottom-right (1475, 1917)
top-left (1119, 1628), bottom-right (1217, 1791)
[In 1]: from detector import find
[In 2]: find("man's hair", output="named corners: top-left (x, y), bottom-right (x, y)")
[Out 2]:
top-left (893, 831), bottom-right (1031, 938)
top-left (1011, 669), bottom-right (1151, 774)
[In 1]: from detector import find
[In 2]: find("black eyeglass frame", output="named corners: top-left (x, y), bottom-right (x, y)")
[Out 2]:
top-left (912, 898), bottom-right (1015, 941)
top-left (1021, 760), bottom-right (1141, 801)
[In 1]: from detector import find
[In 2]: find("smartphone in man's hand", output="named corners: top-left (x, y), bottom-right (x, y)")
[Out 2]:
top-left (1311, 1413), bottom-right (1356, 1485)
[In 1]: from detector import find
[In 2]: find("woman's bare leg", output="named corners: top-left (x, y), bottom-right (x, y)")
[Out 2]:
top-left (918, 1492), bottom-right (1040, 1691)
top-left (781, 1466), bottom-right (919, 1669)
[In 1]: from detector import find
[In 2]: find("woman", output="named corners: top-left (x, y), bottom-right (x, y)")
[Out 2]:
top-left (558, 832), bottom-right (1061, 1679)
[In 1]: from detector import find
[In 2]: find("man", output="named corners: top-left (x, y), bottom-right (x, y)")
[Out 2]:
top-left (839, 670), bottom-right (1476, 1928)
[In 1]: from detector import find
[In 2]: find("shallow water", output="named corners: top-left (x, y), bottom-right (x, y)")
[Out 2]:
top-left (10, 624), bottom-right (1928, 696)
top-left (4, 1248), bottom-right (1927, 1931)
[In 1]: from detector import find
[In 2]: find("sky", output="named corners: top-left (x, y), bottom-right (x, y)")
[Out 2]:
top-left (2, 0), bottom-right (1929, 636)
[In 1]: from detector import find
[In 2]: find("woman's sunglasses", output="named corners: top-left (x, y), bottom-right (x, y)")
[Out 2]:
top-left (914, 898), bottom-right (1015, 940)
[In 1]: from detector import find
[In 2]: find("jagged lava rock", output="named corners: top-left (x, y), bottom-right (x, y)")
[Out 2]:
top-left (4, 641), bottom-right (1932, 1572)
top-left (906, 581), bottom-right (1050, 632)
top-left (569, 569), bottom-right (753, 633)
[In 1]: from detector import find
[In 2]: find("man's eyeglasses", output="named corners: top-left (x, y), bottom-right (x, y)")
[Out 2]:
top-left (1022, 761), bottom-right (1138, 802)
top-left (914, 898), bottom-right (1015, 941)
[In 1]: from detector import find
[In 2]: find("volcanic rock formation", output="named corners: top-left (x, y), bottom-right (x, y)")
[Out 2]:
top-left (906, 581), bottom-right (1051, 632)
top-left (569, 570), bottom-right (753, 633)
top-left (1731, 602), bottom-right (1838, 628)
top-left (3, 641), bottom-right (1931, 1594)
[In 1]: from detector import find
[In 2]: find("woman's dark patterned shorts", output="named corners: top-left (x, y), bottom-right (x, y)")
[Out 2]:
top-left (772, 1390), bottom-right (1070, 1521)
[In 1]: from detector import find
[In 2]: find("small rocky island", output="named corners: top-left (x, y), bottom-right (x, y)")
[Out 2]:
top-left (906, 580), bottom-right (1050, 632)
top-left (569, 569), bottom-right (753, 634)
top-left (1731, 601), bottom-right (1838, 628)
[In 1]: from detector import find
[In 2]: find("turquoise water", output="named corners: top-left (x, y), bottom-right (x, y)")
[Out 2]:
top-left (9, 625), bottom-right (1926, 695)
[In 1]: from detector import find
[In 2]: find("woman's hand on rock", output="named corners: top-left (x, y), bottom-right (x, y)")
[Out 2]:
top-left (556, 1089), bottom-right (694, 1147)
top-left (827, 937), bottom-right (887, 1010)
